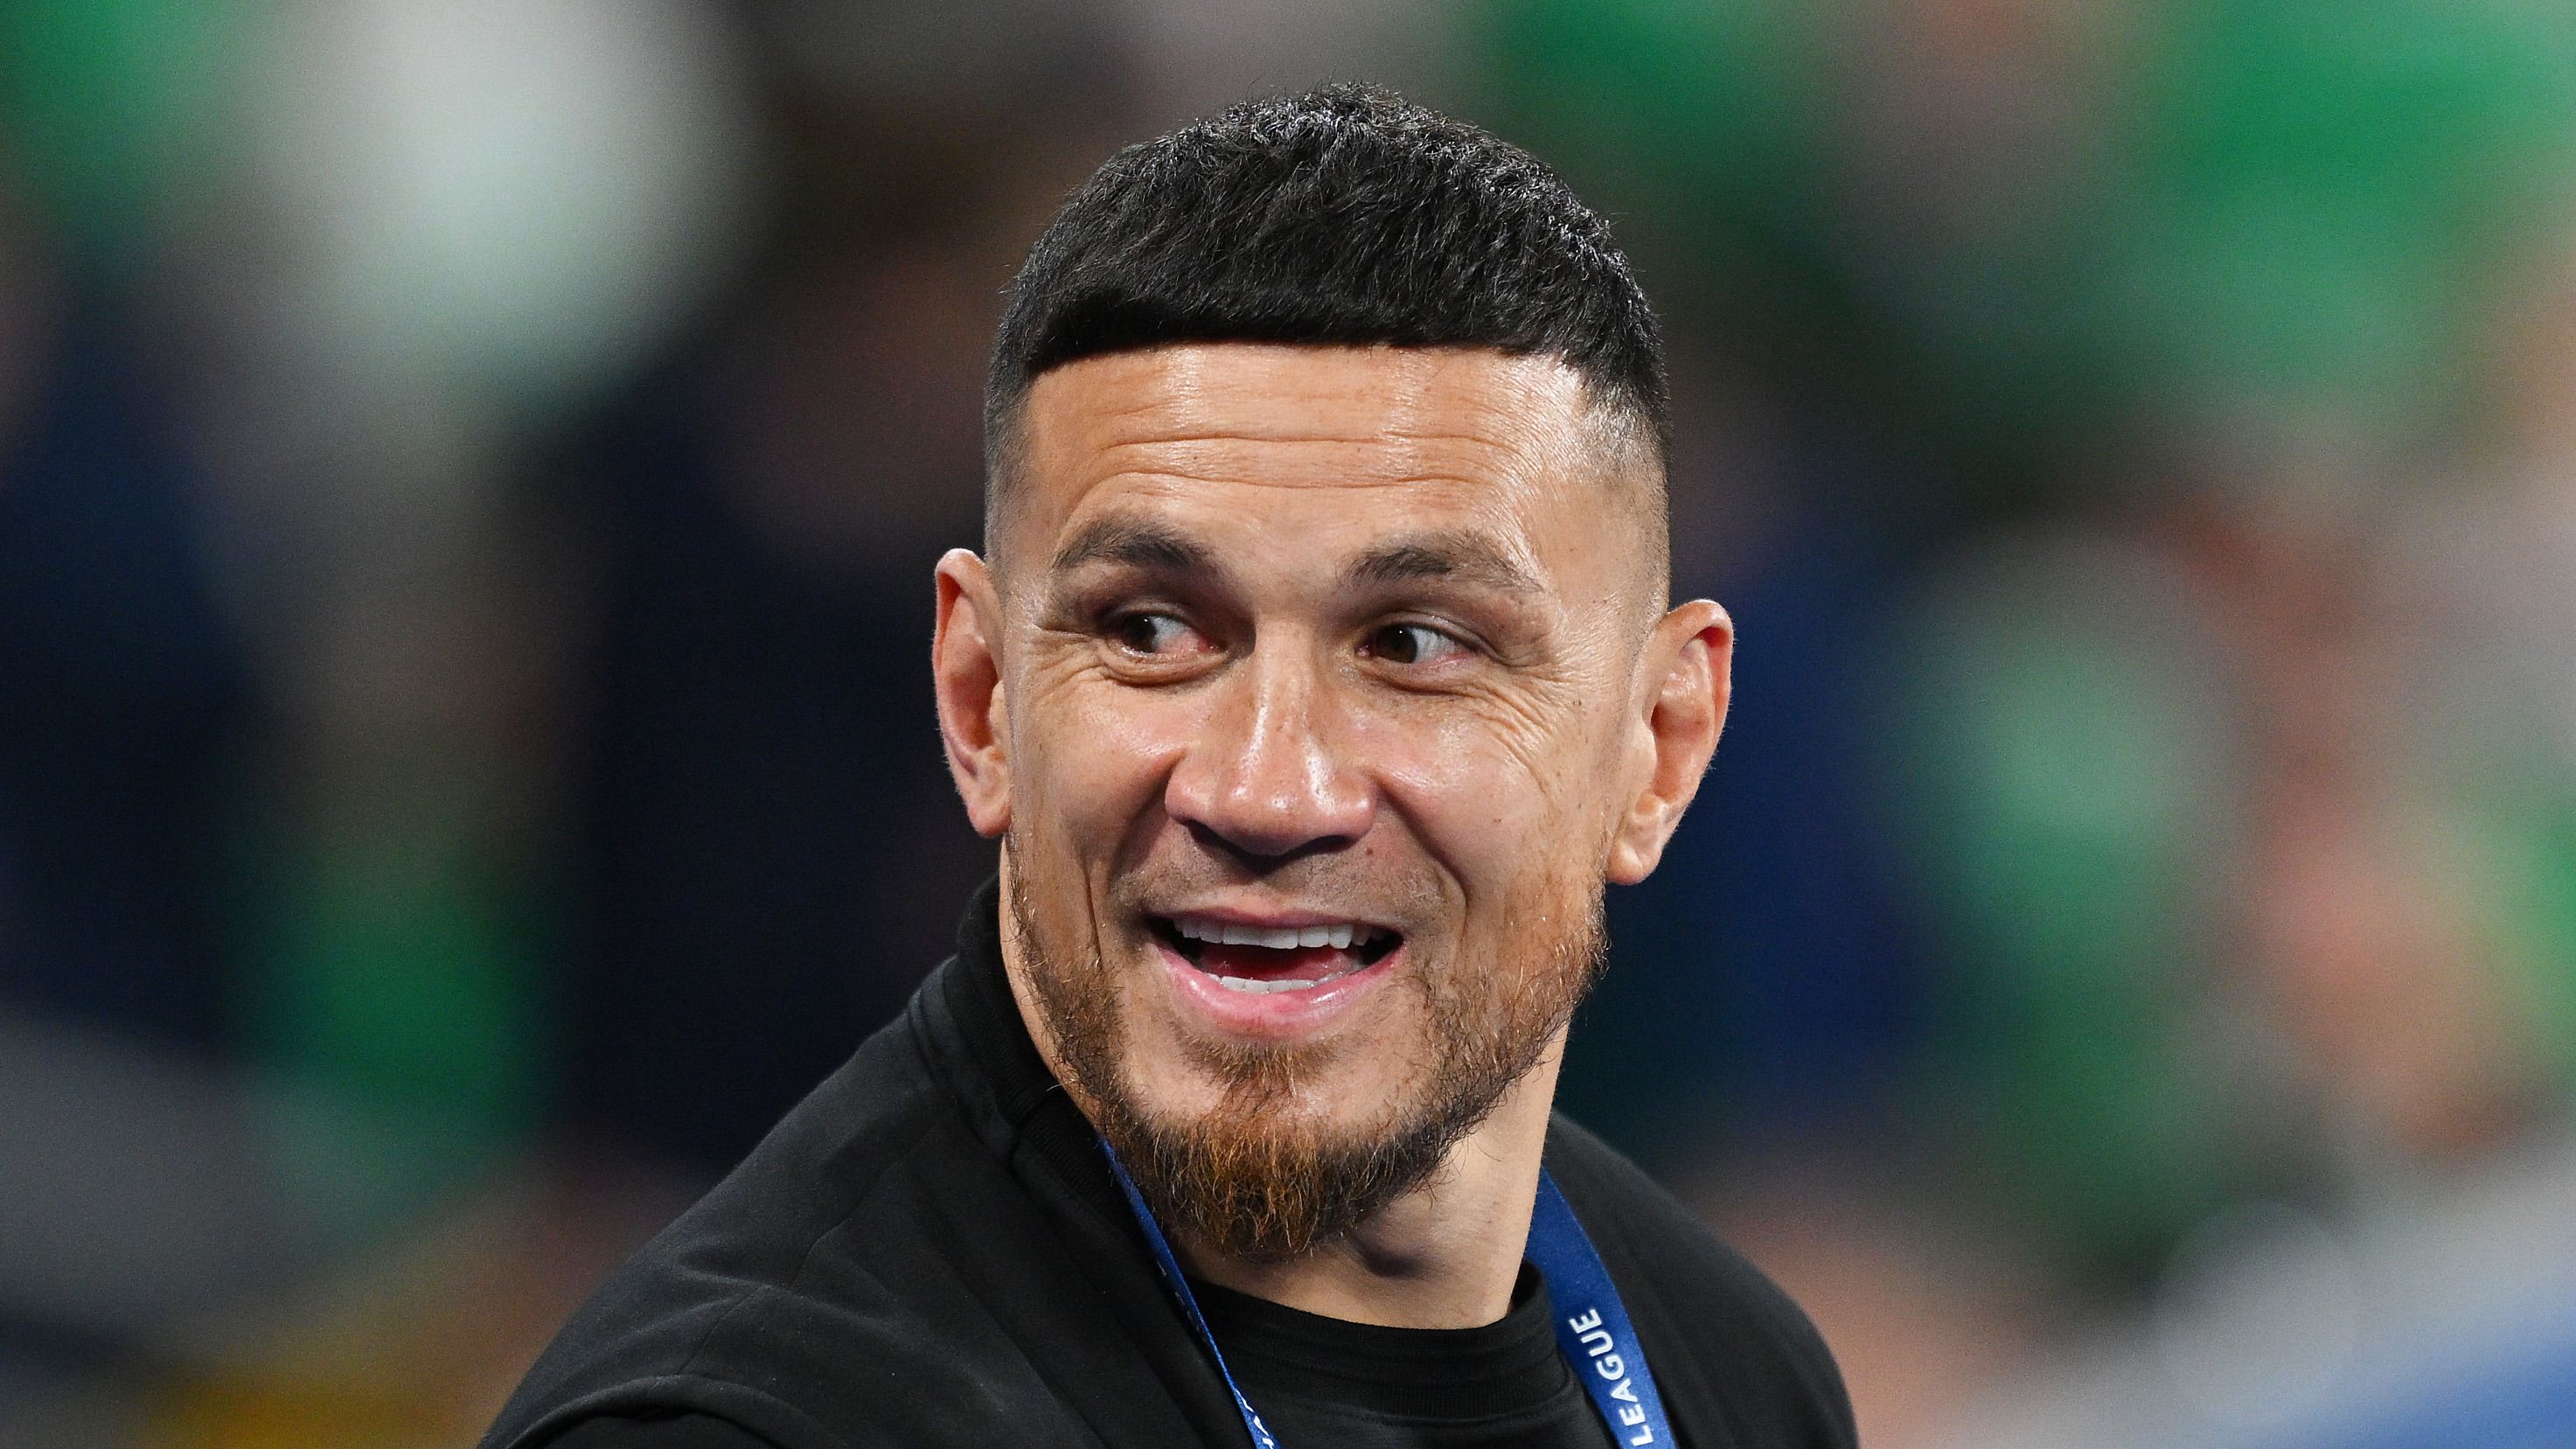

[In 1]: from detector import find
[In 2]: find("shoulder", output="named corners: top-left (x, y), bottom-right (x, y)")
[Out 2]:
top-left (543, 1412), bottom-right (780, 1449)
top-left (482, 1012), bottom-right (985, 1449)
top-left (1544, 1116), bottom-right (1858, 1449)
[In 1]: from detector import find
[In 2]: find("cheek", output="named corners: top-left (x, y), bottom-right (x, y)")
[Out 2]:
top-left (1347, 692), bottom-right (1607, 884)
top-left (1013, 672), bottom-right (1198, 859)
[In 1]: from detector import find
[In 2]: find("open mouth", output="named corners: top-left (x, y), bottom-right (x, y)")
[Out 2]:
top-left (1150, 915), bottom-right (1403, 994)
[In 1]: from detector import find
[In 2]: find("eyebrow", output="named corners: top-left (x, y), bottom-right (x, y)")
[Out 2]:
top-left (1046, 516), bottom-right (1542, 596)
top-left (1344, 531), bottom-right (1542, 596)
top-left (1049, 517), bottom-right (1212, 575)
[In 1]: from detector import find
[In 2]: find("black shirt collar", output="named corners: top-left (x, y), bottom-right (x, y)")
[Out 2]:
top-left (912, 875), bottom-right (1124, 1214)
top-left (936, 874), bottom-right (1061, 1116)
top-left (1187, 1264), bottom-right (1575, 1421)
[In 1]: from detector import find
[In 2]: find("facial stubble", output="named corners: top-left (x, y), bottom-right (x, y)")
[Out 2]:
top-left (1006, 843), bottom-right (1607, 1264)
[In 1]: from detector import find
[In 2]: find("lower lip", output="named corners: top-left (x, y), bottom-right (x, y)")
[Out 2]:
top-left (1153, 937), bottom-right (1403, 1041)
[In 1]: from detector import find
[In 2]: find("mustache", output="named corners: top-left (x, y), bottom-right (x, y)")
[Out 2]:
top-left (1105, 851), bottom-right (1448, 929)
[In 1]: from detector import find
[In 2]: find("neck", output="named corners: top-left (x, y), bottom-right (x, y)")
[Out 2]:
top-left (1175, 1042), bottom-right (1565, 1330)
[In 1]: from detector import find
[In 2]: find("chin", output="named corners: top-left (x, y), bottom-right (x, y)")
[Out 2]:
top-left (1007, 860), bottom-right (1600, 1259)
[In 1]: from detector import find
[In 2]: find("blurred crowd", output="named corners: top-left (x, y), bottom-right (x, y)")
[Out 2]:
top-left (6, 2), bottom-right (2576, 1446)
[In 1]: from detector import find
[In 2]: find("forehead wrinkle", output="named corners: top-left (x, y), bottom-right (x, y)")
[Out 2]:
top-left (1059, 369), bottom-right (1556, 481)
top-left (1071, 470), bottom-right (1501, 503)
top-left (1080, 431), bottom-right (1537, 493)
top-left (1083, 425), bottom-right (1535, 449)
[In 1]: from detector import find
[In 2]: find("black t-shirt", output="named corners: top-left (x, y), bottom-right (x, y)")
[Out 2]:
top-left (484, 881), bottom-right (1855, 1449)
top-left (549, 1267), bottom-right (1612, 1449)
top-left (1188, 1264), bottom-right (1613, 1448)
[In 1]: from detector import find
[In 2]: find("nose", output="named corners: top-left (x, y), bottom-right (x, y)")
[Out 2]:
top-left (1164, 640), bottom-right (1375, 861)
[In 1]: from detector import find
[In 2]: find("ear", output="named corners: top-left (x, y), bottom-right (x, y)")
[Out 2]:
top-left (934, 548), bottom-right (1013, 837)
top-left (1605, 599), bottom-right (1732, 884)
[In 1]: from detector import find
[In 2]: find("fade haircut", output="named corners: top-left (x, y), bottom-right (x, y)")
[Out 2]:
top-left (984, 83), bottom-right (1667, 548)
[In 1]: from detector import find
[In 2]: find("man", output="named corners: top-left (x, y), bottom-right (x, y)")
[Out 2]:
top-left (484, 85), bottom-right (1855, 1448)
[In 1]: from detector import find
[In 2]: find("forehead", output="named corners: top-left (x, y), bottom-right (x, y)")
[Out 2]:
top-left (1010, 344), bottom-right (1614, 560)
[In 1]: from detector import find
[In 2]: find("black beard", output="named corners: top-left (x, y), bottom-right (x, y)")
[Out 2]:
top-left (1005, 846), bottom-right (1606, 1264)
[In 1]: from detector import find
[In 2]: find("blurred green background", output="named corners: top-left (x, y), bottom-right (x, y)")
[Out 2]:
top-left (6, 2), bottom-right (2576, 1446)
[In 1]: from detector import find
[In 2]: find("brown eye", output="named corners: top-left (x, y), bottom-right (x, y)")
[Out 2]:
top-left (1113, 612), bottom-right (1197, 655)
top-left (1364, 623), bottom-right (1466, 665)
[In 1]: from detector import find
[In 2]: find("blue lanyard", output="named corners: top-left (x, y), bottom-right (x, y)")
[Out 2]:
top-left (1101, 1141), bottom-right (1677, 1448)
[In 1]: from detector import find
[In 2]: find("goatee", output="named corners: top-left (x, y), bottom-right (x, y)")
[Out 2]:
top-left (1006, 848), bottom-right (1605, 1263)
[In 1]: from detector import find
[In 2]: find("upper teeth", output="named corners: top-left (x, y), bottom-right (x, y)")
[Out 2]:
top-left (1169, 917), bottom-right (1387, 951)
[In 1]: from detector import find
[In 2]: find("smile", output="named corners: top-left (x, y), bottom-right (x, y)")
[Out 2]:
top-left (1151, 914), bottom-right (1403, 994)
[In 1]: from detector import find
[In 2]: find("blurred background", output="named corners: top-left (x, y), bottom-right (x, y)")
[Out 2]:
top-left (5, 1), bottom-right (2576, 1445)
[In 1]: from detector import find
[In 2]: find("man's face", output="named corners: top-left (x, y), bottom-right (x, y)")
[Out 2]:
top-left (936, 343), bottom-right (1722, 1257)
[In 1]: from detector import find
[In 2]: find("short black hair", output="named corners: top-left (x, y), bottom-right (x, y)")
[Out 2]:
top-left (985, 84), bottom-right (1666, 517)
